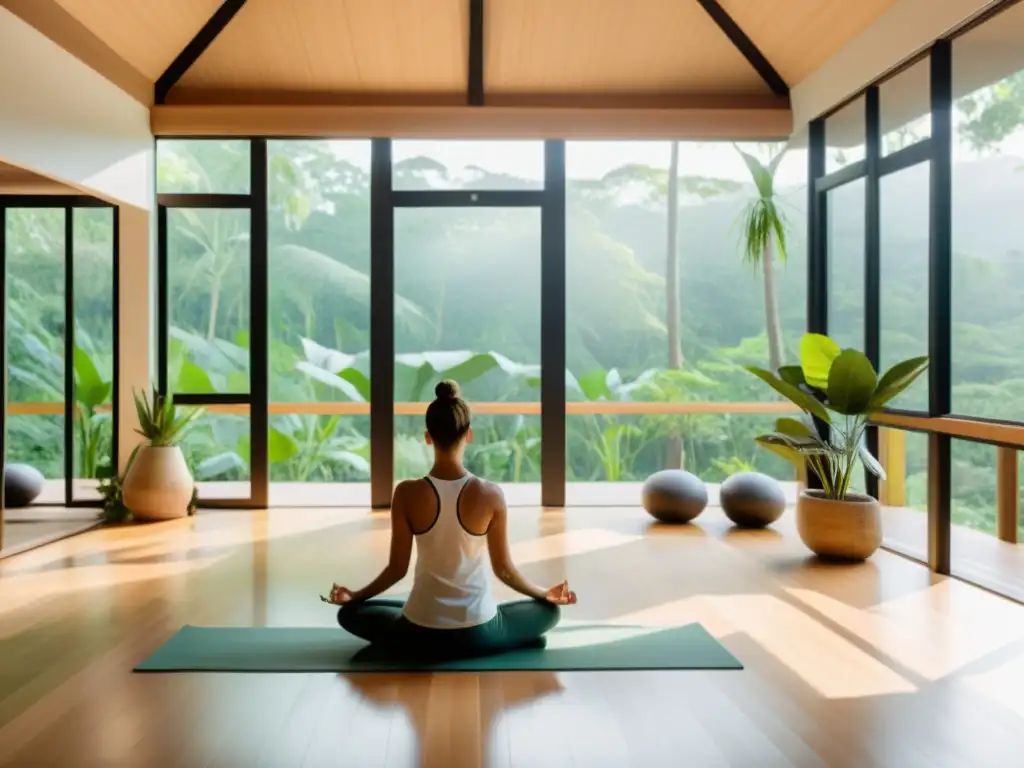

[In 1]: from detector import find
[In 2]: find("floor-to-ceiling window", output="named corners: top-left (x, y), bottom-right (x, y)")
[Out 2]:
top-left (155, 135), bottom-right (822, 507)
top-left (563, 140), bottom-right (807, 503)
top-left (948, 1), bottom-right (1024, 591)
top-left (390, 141), bottom-right (545, 506)
top-left (1, 196), bottom-right (117, 554)
top-left (158, 139), bottom-right (259, 505)
top-left (814, 56), bottom-right (935, 552)
top-left (802, 0), bottom-right (1024, 602)
top-left (266, 140), bottom-right (372, 507)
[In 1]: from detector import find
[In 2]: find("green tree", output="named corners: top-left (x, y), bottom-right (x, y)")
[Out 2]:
top-left (735, 144), bottom-right (790, 373)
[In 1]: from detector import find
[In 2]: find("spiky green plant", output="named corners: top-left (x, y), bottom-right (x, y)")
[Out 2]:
top-left (133, 387), bottom-right (203, 447)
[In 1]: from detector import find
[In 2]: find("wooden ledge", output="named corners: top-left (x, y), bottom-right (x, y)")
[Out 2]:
top-left (872, 412), bottom-right (1024, 449)
top-left (7, 401), bottom-right (799, 417)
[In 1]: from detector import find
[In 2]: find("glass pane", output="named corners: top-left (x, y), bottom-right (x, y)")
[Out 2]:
top-left (826, 179), bottom-right (866, 350)
top-left (825, 96), bottom-right (866, 173)
top-left (395, 414), bottom-right (542, 490)
top-left (880, 429), bottom-right (928, 562)
top-left (394, 208), bottom-right (541, 500)
top-left (951, 440), bottom-right (997, 536)
top-left (6, 415), bottom-right (63, 501)
top-left (267, 140), bottom-right (371, 507)
top-left (949, 441), bottom-right (1024, 601)
top-left (181, 410), bottom-right (251, 501)
top-left (392, 141), bottom-right (544, 190)
top-left (72, 207), bottom-right (115, 500)
top-left (564, 414), bottom-right (798, 493)
top-left (167, 208), bottom-right (251, 394)
top-left (880, 164), bottom-right (929, 411)
top-left (564, 139), bottom-right (807, 501)
top-left (951, 1), bottom-right (1024, 419)
top-left (5, 208), bottom-right (65, 500)
top-left (157, 139), bottom-right (250, 194)
top-left (880, 58), bottom-right (932, 155)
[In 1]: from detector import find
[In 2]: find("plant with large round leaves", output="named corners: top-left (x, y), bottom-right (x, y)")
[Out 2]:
top-left (745, 334), bottom-right (928, 560)
top-left (745, 334), bottom-right (928, 502)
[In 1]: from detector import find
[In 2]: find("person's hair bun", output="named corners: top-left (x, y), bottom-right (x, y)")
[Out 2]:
top-left (434, 380), bottom-right (461, 400)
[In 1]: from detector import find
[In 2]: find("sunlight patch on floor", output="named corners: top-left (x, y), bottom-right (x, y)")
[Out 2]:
top-left (512, 528), bottom-right (642, 565)
top-left (0, 556), bottom-right (229, 622)
top-left (785, 584), bottom-right (1024, 681)
top-left (543, 622), bottom-right (668, 649)
top-left (961, 652), bottom-right (1024, 719)
top-left (711, 594), bottom-right (917, 699)
top-left (610, 597), bottom-right (735, 639)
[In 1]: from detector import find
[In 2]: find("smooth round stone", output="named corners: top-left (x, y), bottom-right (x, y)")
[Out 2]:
top-left (720, 471), bottom-right (786, 528)
top-left (642, 469), bottom-right (708, 523)
top-left (4, 463), bottom-right (45, 508)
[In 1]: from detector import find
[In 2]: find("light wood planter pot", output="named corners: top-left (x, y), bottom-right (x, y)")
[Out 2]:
top-left (796, 490), bottom-right (882, 561)
top-left (122, 446), bottom-right (195, 522)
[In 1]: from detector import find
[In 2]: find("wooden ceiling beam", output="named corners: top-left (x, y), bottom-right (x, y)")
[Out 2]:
top-left (468, 0), bottom-right (484, 105)
top-left (150, 102), bottom-right (792, 140)
top-left (693, 0), bottom-right (789, 97)
top-left (154, 0), bottom-right (248, 105)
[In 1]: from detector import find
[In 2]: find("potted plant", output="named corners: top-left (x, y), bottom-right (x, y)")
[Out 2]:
top-left (745, 333), bottom-right (928, 560)
top-left (122, 388), bottom-right (203, 521)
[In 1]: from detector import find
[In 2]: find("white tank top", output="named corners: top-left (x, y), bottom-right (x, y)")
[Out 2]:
top-left (401, 474), bottom-right (499, 629)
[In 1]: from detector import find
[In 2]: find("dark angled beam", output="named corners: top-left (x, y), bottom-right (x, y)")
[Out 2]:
top-left (155, 0), bottom-right (248, 105)
top-left (694, 0), bottom-right (789, 98)
top-left (468, 0), bottom-right (484, 106)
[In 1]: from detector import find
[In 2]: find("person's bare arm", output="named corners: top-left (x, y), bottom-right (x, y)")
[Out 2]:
top-left (326, 482), bottom-right (414, 604)
top-left (486, 486), bottom-right (576, 604)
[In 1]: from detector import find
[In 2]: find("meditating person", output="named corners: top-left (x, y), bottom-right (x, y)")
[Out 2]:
top-left (324, 380), bottom-right (576, 658)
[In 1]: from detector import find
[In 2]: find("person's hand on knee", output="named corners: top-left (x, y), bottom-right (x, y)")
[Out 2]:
top-left (321, 584), bottom-right (355, 605)
top-left (544, 581), bottom-right (577, 605)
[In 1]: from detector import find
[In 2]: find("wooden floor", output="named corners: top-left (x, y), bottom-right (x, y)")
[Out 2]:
top-left (0, 507), bottom-right (98, 558)
top-left (2, 504), bottom-right (1024, 767)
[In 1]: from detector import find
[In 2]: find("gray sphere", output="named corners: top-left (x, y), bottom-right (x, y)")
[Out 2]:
top-left (720, 472), bottom-right (785, 528)
top-left (5, 463), bottom-right (45, 508)
top-left (642, 469), bottom-right (708, 523)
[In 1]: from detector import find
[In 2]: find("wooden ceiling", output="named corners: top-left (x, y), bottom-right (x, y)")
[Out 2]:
top-left (52, 0), bottom-right (222, 81)
top-left (5, 0), bottom-right (900, 107)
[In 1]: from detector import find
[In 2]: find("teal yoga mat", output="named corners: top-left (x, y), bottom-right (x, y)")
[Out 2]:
top-left (134, 622), bottom-right (742, 673)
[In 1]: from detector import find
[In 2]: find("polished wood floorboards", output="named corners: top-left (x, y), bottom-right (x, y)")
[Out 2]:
top-left (2, 504), bottom-right (1024, 767)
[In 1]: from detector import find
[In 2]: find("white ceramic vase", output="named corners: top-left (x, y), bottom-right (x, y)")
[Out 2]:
top-left (122, 445), bottom-right (194, 521)
top-left (796, 489), bottom-right (882, 561)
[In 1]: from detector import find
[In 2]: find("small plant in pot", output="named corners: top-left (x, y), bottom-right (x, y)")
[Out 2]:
top-left (745, 334), bottom-right (928, 561)
top-left (121, 388), bottom-right (203, 522)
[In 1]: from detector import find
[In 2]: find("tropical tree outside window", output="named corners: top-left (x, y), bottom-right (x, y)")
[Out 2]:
top-left (947, 3), bottom-right (1024, 549)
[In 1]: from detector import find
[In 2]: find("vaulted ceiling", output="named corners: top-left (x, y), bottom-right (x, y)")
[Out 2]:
top-left (5, 0), bottom-right (900, 108)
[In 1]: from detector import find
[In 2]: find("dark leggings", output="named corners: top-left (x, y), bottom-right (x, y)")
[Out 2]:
top-left (338, 599), bottom-right (560, 659)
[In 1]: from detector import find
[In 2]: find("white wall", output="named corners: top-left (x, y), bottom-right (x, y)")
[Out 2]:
top-left (790, 0), bottom-right (994, 128)
top-left (0, 5), bottom-right (153, 209)
top-left (0, 6), bottom-right (154, 470)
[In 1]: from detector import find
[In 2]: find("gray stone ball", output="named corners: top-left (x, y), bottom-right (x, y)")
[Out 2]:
top-left (5, 463), bottom-right (45, 508)
top-left (642, 469), bottom-right (708, 523)
top-left (720, 471), bottom-right (786, 528)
